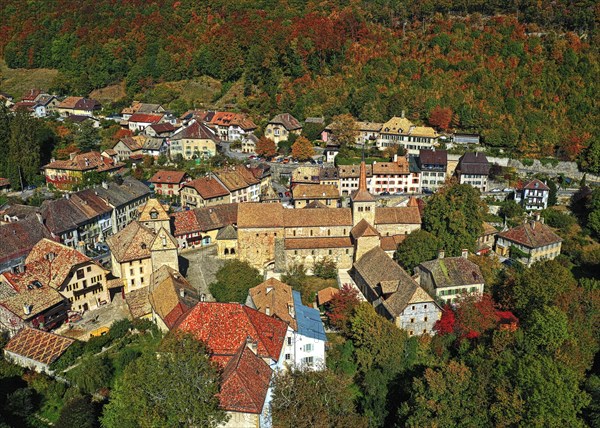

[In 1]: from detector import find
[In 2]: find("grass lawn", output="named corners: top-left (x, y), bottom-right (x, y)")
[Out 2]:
top-left (0, 60), bottom-right (59, 98)
top-left (297, 277), bottom-right (338, 305)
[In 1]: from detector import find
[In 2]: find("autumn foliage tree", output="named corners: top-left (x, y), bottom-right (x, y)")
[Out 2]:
top-left (255, 136), bottom-right (277, 159)
top-left (428, 106), bottom-right (454, 132)
top-left (291, 136), bottom-right (315, 160)
top-left (327, 284), bottom-right (361, 332)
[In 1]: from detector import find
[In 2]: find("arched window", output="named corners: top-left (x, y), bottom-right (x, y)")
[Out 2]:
top-left (224, 248), bottom-right (229, 255)
top-left (231, 248), bottom-right (236, 255)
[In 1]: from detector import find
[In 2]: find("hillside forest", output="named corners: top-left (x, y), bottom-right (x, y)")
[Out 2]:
top-left (0, 0), bottom-right (598, 161)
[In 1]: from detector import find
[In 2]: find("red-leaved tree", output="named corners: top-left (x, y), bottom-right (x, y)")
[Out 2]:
top-left (327, 285), bottom-right (361, 332)
top-left (428, 106), bottom-right (453, 131)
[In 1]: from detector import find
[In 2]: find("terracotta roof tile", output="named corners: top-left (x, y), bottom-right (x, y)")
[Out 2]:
top-left (350, 219), bottom-right (380, 239)
top-left (317, 287), bottom-right (339, 306)
top-left (0, 215), bottom-right (52, 265)
top-left (283, 208), bottom-right (352, 227)
top-left (128, 113), bottom-right (163, 123)
top-left (148, 266), bottom-right (198, 329)
top-left (215, 166), bottom-right (260, 192)
top-left (284, 237), bottom-right (353, 249)
top-left (219, 344), bottom-right (272, 414)
top-left (523, 179), bottom-right (550, 191)
top-left (269, 113), bottom-right (302, 131)
top-left (138, 199), bottom-right (170, 222)
top-left (237, 203), bottom-right (285, 228)
top-left (176, 303), bottom-right (287, 364)
top-left (183, 177), bottom-right (229, 199)
top-left (106, 222), bottom-right (155, 262)
top-left (172, 120), bottom-right (217, 141)
top-left (379, 234), bottom-right (407, 251)
top-left (292, 184), bottom-right (339, 200)
top-left (125, 287), bottom-right (152, 319)
top-left (497, 221), bottom-right (562, 249)
top-left (248, 278), bottom-right (297, 330)
top-left (375, 207), bottom-right (421, 225)
top-left (149, 170), bottom-right (188, 185)
top-left (372, 157), bottom-right (411, 175)
top-left (4, 328), bottom-right (74, 365)
top-left (42, 151), bottom-right (123, 172)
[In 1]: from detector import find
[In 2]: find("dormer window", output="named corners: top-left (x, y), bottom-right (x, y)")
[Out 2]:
top-left (150, 210), bottom-right (158, 219)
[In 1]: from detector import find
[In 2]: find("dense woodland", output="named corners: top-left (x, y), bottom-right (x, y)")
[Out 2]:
top-left (1, 0), bottom-right (599, 159)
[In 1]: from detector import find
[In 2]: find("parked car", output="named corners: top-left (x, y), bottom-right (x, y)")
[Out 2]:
top-left (379, 191), bottom-right (390, 196)
top-left (96, 243), bottom-right (109, 253)
top-left (278, 192), bottom-right (284, 198)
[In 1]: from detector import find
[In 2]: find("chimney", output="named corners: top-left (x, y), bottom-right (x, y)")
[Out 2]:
top-left (266, 286), bottom-right (273, 294)
top-left (23, 303), bottom-right (32, 315)
top-left (438, 249), bottom-right (445, 259)
top-left (46, 252), bottom-right (56, 262)
top-left (401, 110), bottom-right (405, 118)
top-left (461, 249), bottom-right (468, 259)
top-left (180, 288), bottom-right (185, 298)
top-left (64, 193), bottom-right (70, 200)
top-left (35, 212), bottom-right (44, 225)
top-left (69, 152), bottom-right (77, 160)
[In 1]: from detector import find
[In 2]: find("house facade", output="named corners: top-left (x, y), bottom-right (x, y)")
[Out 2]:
top-left (418, 149), bottom-right (448, 191)
top-left (55, 97), bottom-right (101, 117)
top-left (169, 120), bottom-right (218, 160)
top-left (351, 246), bottom-right (441, 336)
top-left (455, 152), bottom-right (490, 192)
top-left (180, 177), bottom-right (231, 209)
top-left (291, 184), bottom-right (339, 208)
top-left (264, 113), bottom-right (302, 144)
top-left (495, 220), bottom-right (562, 266)
top-left (515, 179), bottom-right (550, 211)
top-left (42, 151), bottom-right (124, 190)
top-left (149, 170), bottom-right (190, 197)
top-left (377, 116), bottom-right (439, 154)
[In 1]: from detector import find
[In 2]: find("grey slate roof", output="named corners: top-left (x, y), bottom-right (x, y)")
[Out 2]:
top-left (457, 152), bottom-right (490, 176)
top-left (216, 224), bottom-right (238, 240)
top-left (93, 177), bottom-right (151, 208)
top-left (292, 291), bottom-right (326, 341)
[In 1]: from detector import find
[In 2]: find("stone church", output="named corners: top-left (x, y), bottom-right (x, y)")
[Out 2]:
top-left (236, 161), bottom-right (421, 273)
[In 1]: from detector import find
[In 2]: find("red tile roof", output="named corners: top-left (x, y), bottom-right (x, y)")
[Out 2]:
top-left (148, 123), bottom-right (175, 134)
top-left (219, 344), bottom-right (272, 414)
top-left (42, 151), bottom-right (123, 172)
top-left (183, 177), bottom-right (229, 199)
top-left (375, 207), bottom-right (421, 225)
top-left (149, 170), bottom-right (188, 185)
top-left (174, 120), bottom-right (217, 141)
top-left (497, 221), bottom-right (562, 249)
top-left (128, 113), bottom-right (164, 123)
top-left (523, 179), bottom-right (550, 191)
top-left (176, 303), bottom-right (287, 365)
top-left (4, 327), bottom-right (74, 365)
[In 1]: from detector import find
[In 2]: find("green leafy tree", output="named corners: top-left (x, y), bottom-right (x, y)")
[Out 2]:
top-left (281, 263), bottom-right (308, 290)
top-left (0, 104), bottom-right (11, 178)
top-left (209, 260), bottom-right (262, 303)
top-left (394, 230), bottom-right (441, 271)
top-left (75, 121), bottom-right (100, 152)
top-left (271, 368), bottom-right (367, 428)
top-left (66, 356), bottom-right (113, 395)
top-left (422, 182), bottom-right (486, 256)
top-left (547, 180), bottom-right (558, 206)
top-left (101, 332), bottom-right (227, 428)
top-left (6, 111), bottom-right (42, 190)
top-left (313, 257), bottom-right (337, 279)
top-left (56, 396), bottom-right (98, 428)
top-left (525, 305), bottom-right (570, 352)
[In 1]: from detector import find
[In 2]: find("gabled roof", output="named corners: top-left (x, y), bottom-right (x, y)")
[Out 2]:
top-left (351, 161), bottom-right (375, 202)
top-left (4, 328), bottom-right (74, 366)
top-left (523, 179), bottom-right (550, 191)
top-left (216, 224), bottom-right (237, 240)
top-left (40, 198), bottom-right (90, 235)
top-left (283, 208), bottom-right (353, 227)
top-left (418, 256), bottom-right (484, 288)
top-left (284, 237), bottom-right (353, 249)
top-left (338, 164), bottom-right (373, 179)
top-left (93, 177), bottom-right (151, 208)
top-left (142, 137), bottom-right (165, 151)
top-left (457, 152), bottom-right (490, 176)
top-left (149, 170), bottom-right (188, 185)
top-left (419, 149), bottom-right (447, 166)
top-left (138, 199), bottom-right (170, 222)
top-left (0, 274), bottom-right (65, 321)
top-left (210, 112), bottom-right (257, 131)
top-left (317, 287), bottom-right (339, 306)
top-left (0, 215), bottom-right (52, 265)
top-left (115, 136), bottom-right (144, 152)
top-left (374, 207), bottom-right (421, 225)
top-left (237, 203), bottom-right (284, 228)
top-left (351, 219), bottom-right (380, 240)
top-left (57, 97), bottom-right (100, 111)
top-left (248, 278), bottom-right (296, 330)
top-left (352, 247), bottom-right (435, 317)
top-left (372, 157), bottom-right (411, 175)
top-left (292, 291), bottom-right (326, 341)
top-left (356, 121), bottom-right (383, 132)
top-left (106, 221), bottom-right (155, 262)
top-left (148, 266), bottom-right (198, 329)
top-left (268, 113), bottom-right (302, 131)
top-left (128, 113), bottom-right (163, 123)
top-left (219, 344), bottom-right (272, 414)
top-left (379, 234), bottom-right (407, 252)
top-left (148, 123), bottom-right (175, 134)
top-left (125, 287), bottom-right (152, 319)
top-left (183, 177), bottom-right (229, 199)
top-left (42, 151), bottom-right (123, 172)
top-left (177, 303), bottom-right (288, 365)
top-left (23, 239), bottom-right (99, 290)
top-left (172, 120), bottom-right (217, 141)
top-left (497, 221), bottom-right (562, 249)
top-left (215, 166), bottom-right (260, 192)
top-left (292, 184), bottom-right (339, 200)
top-left (171, 203), bottom-right (238, 236)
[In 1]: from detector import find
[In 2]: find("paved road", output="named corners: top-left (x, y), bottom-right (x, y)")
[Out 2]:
top-left (179, 245), bottom-right (224, 302)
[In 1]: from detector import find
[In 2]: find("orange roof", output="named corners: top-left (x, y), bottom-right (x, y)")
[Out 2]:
top-left (149, 170), bottom-right (188, 185)
top-left (284, 237), bottom-right (353, 249)
top-left (176, 303), bottom-right (288, 365)
top-left (42, 151), bottom-right (123, 172)
top-left (374, 206), bottom-right (421, 225)
top-left (248, 278), bottom-right (297, 330)
top-left (128, 113), bottom-right (164, 123)
top-left (183, 177), bottom-right (229, 199)
top-left (351, 219), bottom-right (380, 239)
top-left (317, 287), bottom-right (339, 306)
top-left (292, 184), bottom-right (339, 200)
top-left (219, 344), bottom-right (272, 414)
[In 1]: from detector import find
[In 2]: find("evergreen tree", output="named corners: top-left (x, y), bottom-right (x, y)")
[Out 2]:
top-left (7, 111), bottom-right (42, 190)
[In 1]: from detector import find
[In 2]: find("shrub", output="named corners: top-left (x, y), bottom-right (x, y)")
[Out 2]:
top-left (313, 258), bottom-right (337, 279)
top-left (108, 319), bottom-right (132, 341)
